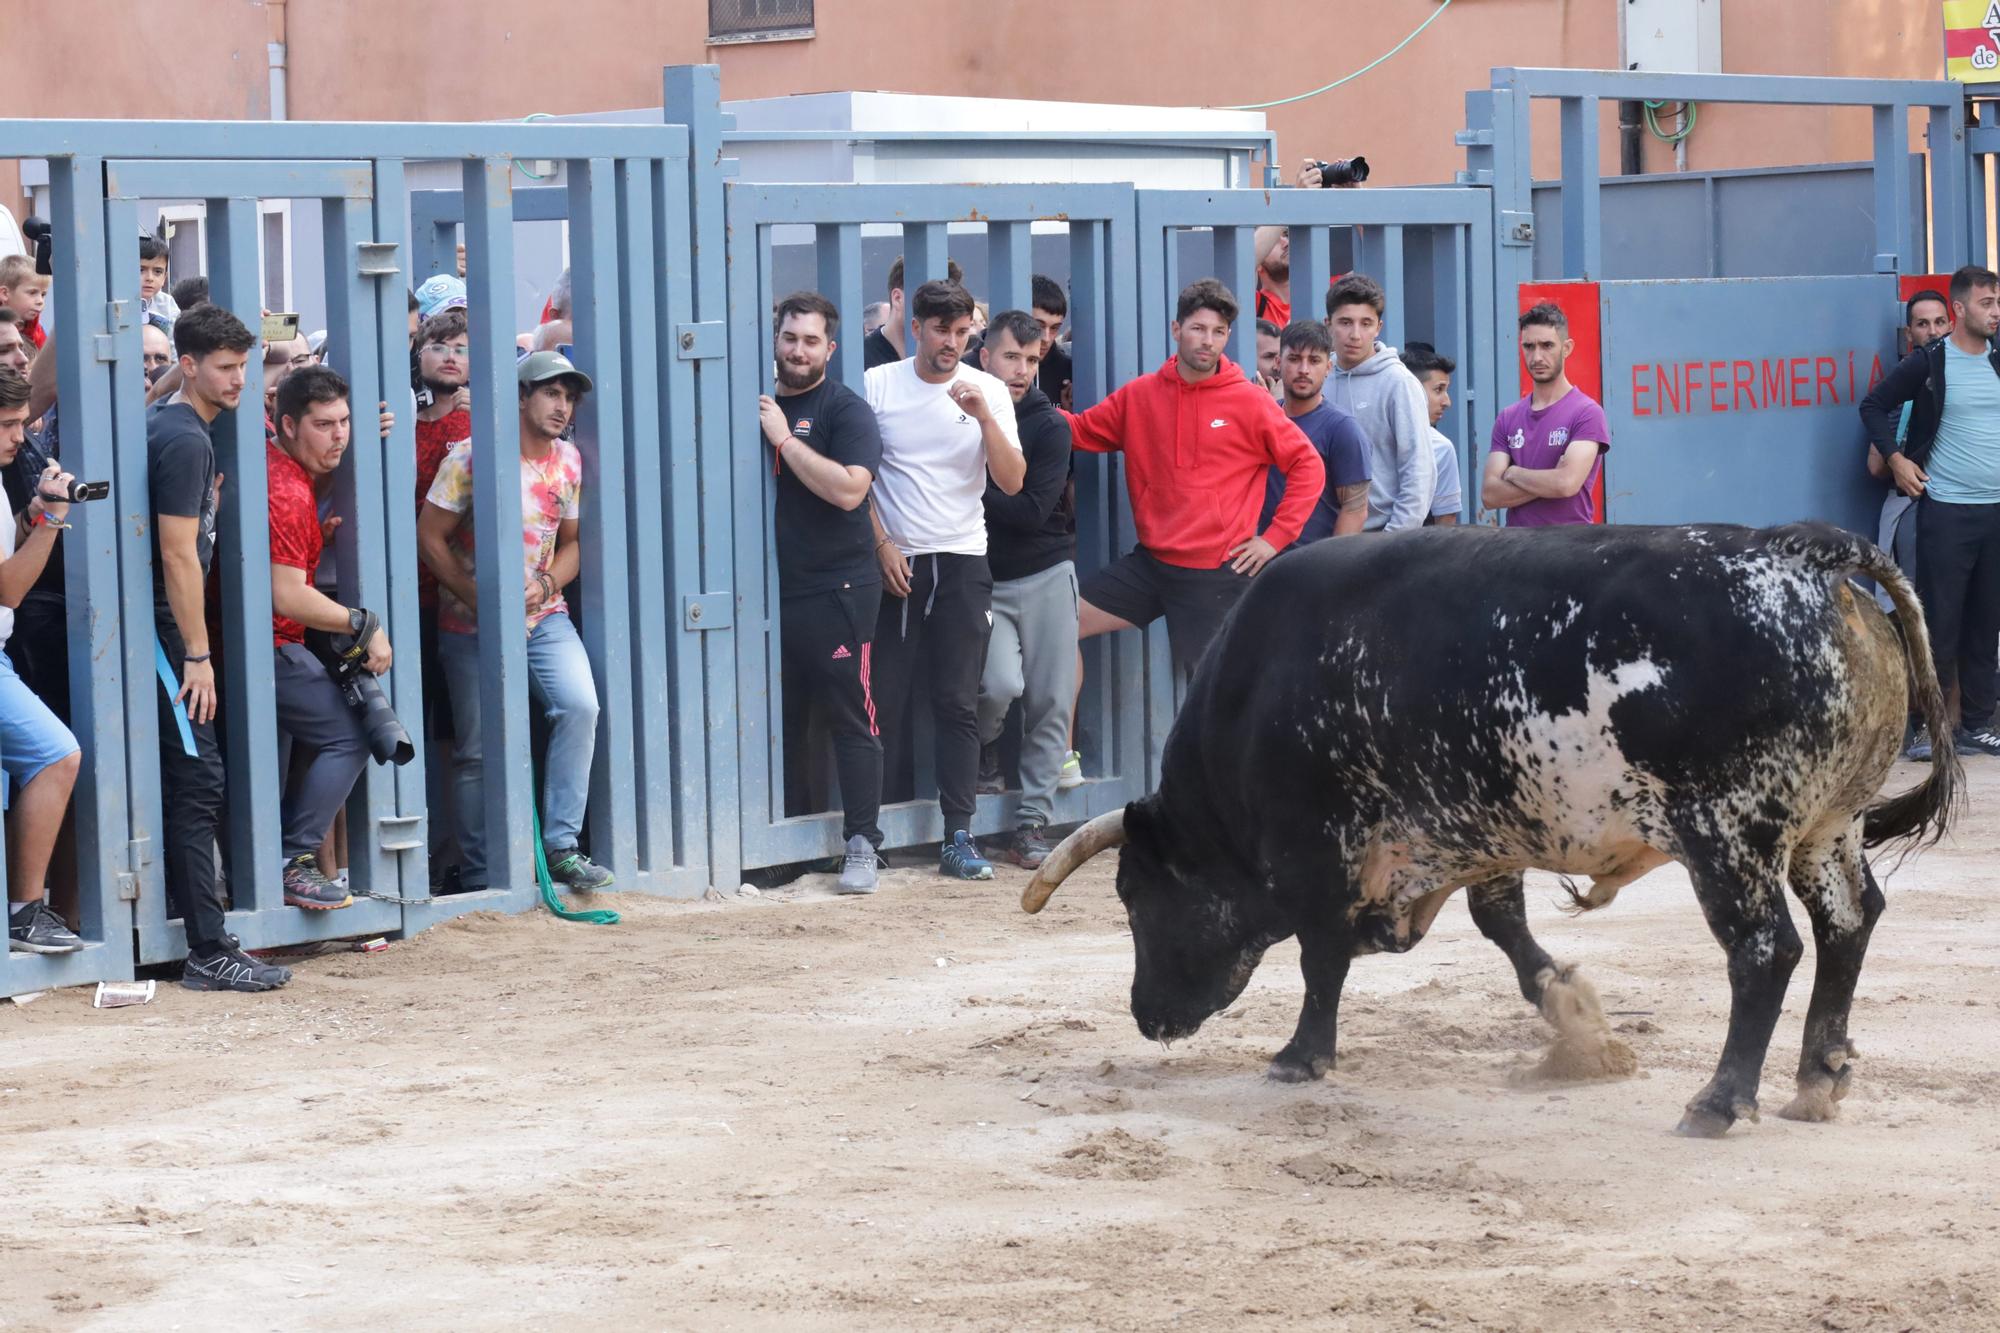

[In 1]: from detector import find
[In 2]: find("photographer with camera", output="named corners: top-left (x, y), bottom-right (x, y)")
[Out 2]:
top-left (268, 365), bottom-right (394, 912)
top-left (0, 367), bottom-right (85, 955)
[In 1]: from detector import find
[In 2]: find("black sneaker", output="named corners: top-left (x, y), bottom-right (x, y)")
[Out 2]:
top-left (1004, 822), bottom-right (1053, 871)
top-left (1955, 725), bottom-right (2000, 756)
top-left (1905, 723), bottom-right (1933, 762)
top-left (182, 937), bottom-right (291, 993)
top-left (282, 854), bottom-right (353, 910)
top-left (548, 848), bottom-right (614, 891)
top-left (8, 902), bottom-right (84, 954)
top-left (976, 741), bottom-right (1006, 795)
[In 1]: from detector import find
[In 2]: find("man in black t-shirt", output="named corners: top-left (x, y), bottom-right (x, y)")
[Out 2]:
top-left (862, 256), bottom-right (964, 370)
top-left (761, 292), bottom-right (885, 892)
top-left (147, 304), bottom-right (292, 994)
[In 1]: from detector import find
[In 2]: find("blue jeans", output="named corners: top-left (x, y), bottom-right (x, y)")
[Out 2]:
top-left (438, 611), bottom-right (599, 886)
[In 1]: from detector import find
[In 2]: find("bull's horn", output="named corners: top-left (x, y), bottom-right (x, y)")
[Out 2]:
top-left (1020, 809), bottom-right (1126, 914)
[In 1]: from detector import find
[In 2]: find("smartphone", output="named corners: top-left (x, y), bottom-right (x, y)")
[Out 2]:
top-left (262, 312), bottom-right (300, 343)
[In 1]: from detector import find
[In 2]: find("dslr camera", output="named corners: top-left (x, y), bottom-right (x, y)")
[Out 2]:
top-left (305, 608), bottom-right (415, 767)
top-left (1310, 156), bottom-right (1371, 187)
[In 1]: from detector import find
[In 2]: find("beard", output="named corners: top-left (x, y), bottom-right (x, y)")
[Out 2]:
top-left (775, 358), bottom-right (824, 391)
top-left (421, 372), bottom-right (467, 396)
top-left (1261, 259), bottom-right (1290, 283)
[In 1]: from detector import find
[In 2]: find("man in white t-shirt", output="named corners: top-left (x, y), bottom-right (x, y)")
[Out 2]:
top-left (865, 280), bottom-right (1026, 880)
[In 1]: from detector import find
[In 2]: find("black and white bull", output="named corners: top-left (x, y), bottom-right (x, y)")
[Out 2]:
top-left (1022, 523), bottom-right (1959, 1137)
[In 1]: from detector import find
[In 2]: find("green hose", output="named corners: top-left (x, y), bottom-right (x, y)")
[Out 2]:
top-left (530, 798), bottom-right (620, 926)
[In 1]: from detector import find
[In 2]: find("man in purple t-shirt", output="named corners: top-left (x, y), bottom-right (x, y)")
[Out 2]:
top-left (1481, 303), bottom-right (1610, 527)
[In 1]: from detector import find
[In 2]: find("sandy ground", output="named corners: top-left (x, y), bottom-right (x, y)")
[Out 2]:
top-left (4, 759), bottom-right (1999, 1332)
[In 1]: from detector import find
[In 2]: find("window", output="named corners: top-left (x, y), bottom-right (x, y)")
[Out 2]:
top-left (708, 0), bottom-right (812, 43)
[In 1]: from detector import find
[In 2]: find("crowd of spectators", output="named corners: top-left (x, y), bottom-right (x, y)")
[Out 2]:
top-left (4, 206), bottom-right (1621, 977)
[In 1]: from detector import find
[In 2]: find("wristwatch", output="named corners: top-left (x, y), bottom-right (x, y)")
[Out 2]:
top-left (346, 607), bottom-right (368, 637)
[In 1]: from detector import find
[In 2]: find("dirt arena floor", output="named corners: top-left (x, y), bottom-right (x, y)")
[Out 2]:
top-left (4, 758), bottom-right (1998, 1332)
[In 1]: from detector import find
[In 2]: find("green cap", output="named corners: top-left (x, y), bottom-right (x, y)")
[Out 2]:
top-left (517, 349), bottom-right (592, 395)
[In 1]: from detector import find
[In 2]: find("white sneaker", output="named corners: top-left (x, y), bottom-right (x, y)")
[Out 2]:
top-left (1056, 750), bottom-right (1084, 790)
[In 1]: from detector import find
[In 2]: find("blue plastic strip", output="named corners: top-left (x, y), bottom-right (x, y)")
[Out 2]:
top-left (153, 636), bottom-right (196, 758)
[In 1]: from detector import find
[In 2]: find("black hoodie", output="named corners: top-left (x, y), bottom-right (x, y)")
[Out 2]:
top-left (1860, 335), bottom-right (2000, 468)
top-left (981, 383), bottom-right (1075, 582)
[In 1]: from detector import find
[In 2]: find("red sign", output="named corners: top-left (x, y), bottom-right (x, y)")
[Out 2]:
top-left (1629, 351), bottom-right (1888, 418)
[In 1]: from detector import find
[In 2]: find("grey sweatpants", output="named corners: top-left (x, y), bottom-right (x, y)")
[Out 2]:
top-left (275, 643), bottom-right (372, 862)
top-left (1876, 491), bottom-right (1918, 614)
top-left (977, 560), bottom-right (1080, 826)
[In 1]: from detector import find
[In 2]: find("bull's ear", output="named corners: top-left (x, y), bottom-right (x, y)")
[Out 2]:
top-left (1122, 796), bottom-right (1163, 851)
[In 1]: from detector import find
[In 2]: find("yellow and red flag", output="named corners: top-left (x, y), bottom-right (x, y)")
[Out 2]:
top-left (1946, 0), bottom-right (2000, 82)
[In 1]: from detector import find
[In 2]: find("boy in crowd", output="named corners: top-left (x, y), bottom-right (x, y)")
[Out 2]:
top-left (1401, 343), bottom-right (1464, 525)
top-left (1482, 303), bottom-right (1610, 527)
top-left (1261, 319), bottom-right (1370, 546)
top-left (971, 310), bottom-right (1077, 870)
top-left (419, 350), bottom-right (613, 892)
top-left (760, 292), bottom-right (885, 893)
top-left (138, 232), bottom-right (179, 330)
top-left (0, 368), bottom-right (84, 954)
top-left (1324, 274), bottom-right (1434, 530)
top-left (268, 366), bottom-right (391, 906)
top-left (148, 304), bottom-right (293, 991)
top-left (1068, 279), bottom-right (1323, 673)
top-left (0, 256), bottom-right (49, 352)
top-left (865, 280), bottom-right (1024, 880)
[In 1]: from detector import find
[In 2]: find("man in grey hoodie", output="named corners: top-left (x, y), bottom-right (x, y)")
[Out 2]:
top-left (1323, 274), bottom-right (1435, 530)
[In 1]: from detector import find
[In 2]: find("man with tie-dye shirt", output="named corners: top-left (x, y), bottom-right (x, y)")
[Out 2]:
top-left (417, 349), bottom-right (612, 893)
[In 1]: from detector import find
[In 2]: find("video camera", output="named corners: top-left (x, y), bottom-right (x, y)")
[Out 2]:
top-left (20, 217), bottom-right (53, 276)
top-left (305, 608), bottom-right (415, 767)
top-left (1310, 156), bottom-right (1371, 187)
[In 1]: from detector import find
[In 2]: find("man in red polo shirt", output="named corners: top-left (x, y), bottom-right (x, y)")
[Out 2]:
top-left (268, 365), bottom-right (393, 910)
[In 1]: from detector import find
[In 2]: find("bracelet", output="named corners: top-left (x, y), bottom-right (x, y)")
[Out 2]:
top-left (537, 572), bottom-right (556, 599)
top-left (184, 652), bottom-right (212, 664)
top-left (33, 513), bottom-right (70, 530)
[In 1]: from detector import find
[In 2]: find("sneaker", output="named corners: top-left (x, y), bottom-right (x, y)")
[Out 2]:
top-left (1004, 822), bottom-right (1053, 871)
top-left (1905, 724), bottom-right (1933, 762)
top-left (1056, 750), bottom-right (1084, 791)
top-left (182, 937), bottom-right (291, 993)
top-left (976, 741), bottom-right (1006, 796)
top-left (940, 830), bottom-right (995, 881)
top-left (8, 902), bottom-right (84, 954)
top-left (1954, 725), bottom-right (2000, 757)
top-left (548, 848), bottom-right (615, 891)
top-left (283, 855), bottom-right (353, 910)
top-left (836, 835), bottom-right (879, 895)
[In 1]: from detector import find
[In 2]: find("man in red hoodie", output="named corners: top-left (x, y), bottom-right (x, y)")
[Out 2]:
top-left (1069, 278), bottom-right (1325, 672)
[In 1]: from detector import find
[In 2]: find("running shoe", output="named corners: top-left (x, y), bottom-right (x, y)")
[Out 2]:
top-left (182, 938), bottom-right (292, 992)
top-left (1954, 725), bottom-right (2000, 757)
top-left (1004, 822), bottom-right (1053, 871)
top-left (1056, 750), bottom-right (1084, 790)
top-left (836, 835), bottom-right (879, 894)
top-left (940, 830), bottom-right (995, 881)
top-left (8, 902), bottom-right (84, 954)
top-left (548, 848), bottom-right (615, 891)
top-left (283, 855), bottom-right (353, 910)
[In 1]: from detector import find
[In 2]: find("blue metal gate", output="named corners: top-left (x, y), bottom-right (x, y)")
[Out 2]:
top-left (721, 182), bottom-right (1150, 872)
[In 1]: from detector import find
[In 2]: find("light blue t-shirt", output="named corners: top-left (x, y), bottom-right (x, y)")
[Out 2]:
top-left (1928, 341), bottom-right (2000, 504)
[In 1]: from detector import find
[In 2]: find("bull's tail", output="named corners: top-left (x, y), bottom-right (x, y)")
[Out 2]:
top-left (1769, 524), bottom-right (1962, 852)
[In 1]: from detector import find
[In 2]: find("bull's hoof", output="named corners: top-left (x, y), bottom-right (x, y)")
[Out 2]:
top-left (1777, 1079), bottom-right (1842, 1123)
top-left (1266, 1051), bottom-right (1332, 1083)
top-left (1674, 1105), bottom-right (1736, 1139)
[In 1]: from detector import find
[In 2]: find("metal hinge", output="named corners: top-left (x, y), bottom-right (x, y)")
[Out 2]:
top-left (357, 242), bottom-right (401, 278)
top-left (683, 592), bottom-right (733, 631)
top-left (117, 836), bottom-right (150, 900)
top-left (93, 299), bottom-right (132, 362)
top-left (674, 322), bottom-right (726, 360)
top-left (1499, 211), bottom-right (1535, 247)
top-left (376, 813), bottom-right (425, 853)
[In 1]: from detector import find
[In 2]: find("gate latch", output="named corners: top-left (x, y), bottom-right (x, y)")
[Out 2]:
top-left (376, 813), bottom-right (425, 853)
top-left (118, 835), bottom-right (150, 900)
top-left (1499, 211), bottom-right (1535, 247)
top-left (675, 322), bottom-right (725, 361)
top-left (683, 593), bottom-right (733, 631)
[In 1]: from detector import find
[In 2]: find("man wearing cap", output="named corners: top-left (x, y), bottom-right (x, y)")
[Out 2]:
top-left (414, 274), bottom-right (468, 324)
top-left (417, 349), bottom-right (613, 892)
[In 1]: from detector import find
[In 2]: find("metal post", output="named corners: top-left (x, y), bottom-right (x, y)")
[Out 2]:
top-left (1559, 95), bottom-right (1603, 279)
top-left (460, 155), bottom-right (534, 895)
top-left (565, 155), bottom-right (639, 888)
top-left (1873, 103), bottom-right (1915, 273)
top-left (206, 194), bottom-right (285, 917)
top-left (815, 223), bottom-right (866, 388)
top-left (1211, 225), bottom-right (1255, 368)
top-left (986, 220), bottom-right (1033, 317)
top-left (664, 63), bottom-right (739, 893)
